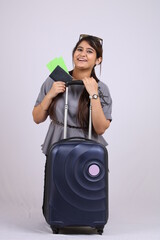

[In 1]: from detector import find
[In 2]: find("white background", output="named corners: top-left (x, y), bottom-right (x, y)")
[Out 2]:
top-left (0, 0), bottom-right (160, 239)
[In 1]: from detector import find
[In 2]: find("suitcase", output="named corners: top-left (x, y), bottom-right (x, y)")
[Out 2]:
top-left (43, 81), bottom-right (109, 235)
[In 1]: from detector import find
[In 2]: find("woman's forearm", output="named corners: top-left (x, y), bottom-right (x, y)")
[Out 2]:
top-left (32, 94), bottom-right (53, 124)
top-left (91, 98), bottom-right (110, 135)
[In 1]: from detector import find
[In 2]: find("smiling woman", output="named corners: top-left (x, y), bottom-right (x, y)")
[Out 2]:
top-left (32, 34), bottom-right (112, 154)
top-left (73, 42), bottom-right (100, 70)
top-left (72, 35), bottom-right (103, 77)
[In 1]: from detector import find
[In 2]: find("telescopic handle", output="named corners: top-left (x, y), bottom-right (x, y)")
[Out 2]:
top-left (65, 80), bottom-right (83, 87)
top-left (64, 80), bottom-right (92, 139)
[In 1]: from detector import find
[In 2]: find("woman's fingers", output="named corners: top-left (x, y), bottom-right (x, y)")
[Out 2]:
top-left (55, 82), bottom-right (66, 91)
top-left (82, 77), bottom-right (98, 96)
top-left (48, 81), bottom-right (66, 99)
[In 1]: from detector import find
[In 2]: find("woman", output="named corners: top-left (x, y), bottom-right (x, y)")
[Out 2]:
top-left (32, 34), bottom-right (112, 155)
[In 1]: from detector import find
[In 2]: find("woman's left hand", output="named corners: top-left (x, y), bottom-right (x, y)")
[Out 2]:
top-left (82, 77), bottom-right (98, 96)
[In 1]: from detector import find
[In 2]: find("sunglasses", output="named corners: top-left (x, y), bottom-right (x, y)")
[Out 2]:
top-left (79, 34), bottom-right (103, 46)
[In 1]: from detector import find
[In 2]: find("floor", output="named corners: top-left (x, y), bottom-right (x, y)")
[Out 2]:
top-left (0, 204), bottom-right (160, 240)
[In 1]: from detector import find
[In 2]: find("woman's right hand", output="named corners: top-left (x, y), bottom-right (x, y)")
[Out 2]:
top-left (32, 81), bottom-right (66, 124)
top-left (47, 81), bottom-right (66, 100)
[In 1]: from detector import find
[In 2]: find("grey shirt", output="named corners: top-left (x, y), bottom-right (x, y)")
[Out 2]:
top-left (35, 77), bottom-right (112, 155)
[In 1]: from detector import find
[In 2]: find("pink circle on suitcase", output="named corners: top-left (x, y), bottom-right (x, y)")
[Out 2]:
top-left (88, 164), bottom-right (100, 176)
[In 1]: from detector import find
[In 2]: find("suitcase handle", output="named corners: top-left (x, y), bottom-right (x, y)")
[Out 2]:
top-left (64, 80), bottom-right (92, 139)
top-left (66, 80), bottom-right (83, 86)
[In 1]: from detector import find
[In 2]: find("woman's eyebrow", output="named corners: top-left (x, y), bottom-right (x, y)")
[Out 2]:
top-left (77, 46), bottom-right (95, 51)
top-left (86, 47), bottom-right (95, 51)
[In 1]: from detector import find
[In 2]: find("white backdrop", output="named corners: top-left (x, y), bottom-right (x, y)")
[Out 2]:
top-left (0, 0), bottom-right (160, 239)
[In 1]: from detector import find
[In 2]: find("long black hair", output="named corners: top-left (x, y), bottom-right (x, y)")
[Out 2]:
top-left (72, 35), bottom-right (103, 131)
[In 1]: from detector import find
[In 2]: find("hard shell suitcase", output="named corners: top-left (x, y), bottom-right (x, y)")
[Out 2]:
top-left (43, 81), bottom-right (109, 234)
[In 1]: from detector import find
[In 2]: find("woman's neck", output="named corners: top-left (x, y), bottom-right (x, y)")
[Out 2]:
top-left (72, 68), bottom-right (91, 80)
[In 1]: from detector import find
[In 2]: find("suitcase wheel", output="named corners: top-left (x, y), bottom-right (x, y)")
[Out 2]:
top-left (96, 226), bottom-right (104, 235)
top-left (50, 225), bottom-right (59, 234)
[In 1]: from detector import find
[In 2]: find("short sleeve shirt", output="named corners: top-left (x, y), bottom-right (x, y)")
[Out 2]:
top-left (34, 77), bottom-right (112, 155)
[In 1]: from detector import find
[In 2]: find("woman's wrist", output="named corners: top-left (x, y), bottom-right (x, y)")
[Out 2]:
top-left (89, 90), bottom-right (99, 98)
top-left (46, 91), bottom-right (55, 101)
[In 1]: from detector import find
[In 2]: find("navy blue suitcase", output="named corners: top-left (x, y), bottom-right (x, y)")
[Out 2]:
top-left (43, 81), bottom-right (109, 234)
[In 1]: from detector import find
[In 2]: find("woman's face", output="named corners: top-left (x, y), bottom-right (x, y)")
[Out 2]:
top-left (73, 40), bottom-right (101, 71)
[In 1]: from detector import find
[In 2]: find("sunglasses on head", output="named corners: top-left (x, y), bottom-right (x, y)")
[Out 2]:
top-left (79, 34), bottom-right (103, 46)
